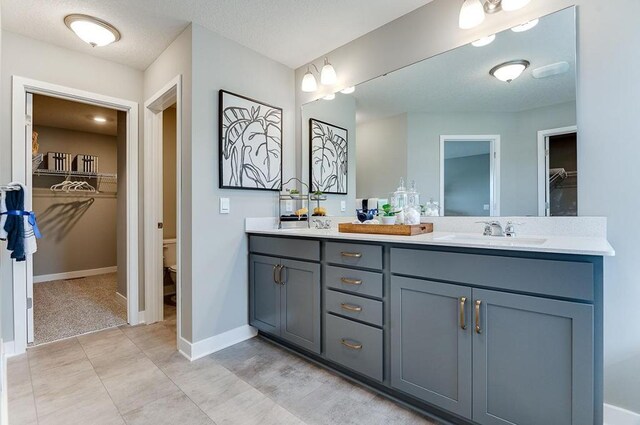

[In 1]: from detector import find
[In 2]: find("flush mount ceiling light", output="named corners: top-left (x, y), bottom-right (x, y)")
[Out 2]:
top-left (93, 116), bottom-right (107, 123)
top-left (459, 0), bottom-right (532, 29)
top-left (490, 60), bottom-right (530, 82)
top-left (472, 34), bottom-right (496, 47)
top-left (64, 14), bottom-right (121, 47)
top-left (511, 18), bottom-right (539, 32)
top-left (340, 86), bottom-right (355, 94)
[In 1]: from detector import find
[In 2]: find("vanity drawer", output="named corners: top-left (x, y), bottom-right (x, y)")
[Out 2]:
top-left (250, 236), bottom-right (320, 261)
top-left (325, 265), bottom-right (383, 298)
top-left (325, 314), bottom-right (383, 381)
top-left (326, 290), bottom-right (383, 327)
top-left (325, 242), bottom-right (382, 270)
top-left (391, 248), bottom-right (595, 301)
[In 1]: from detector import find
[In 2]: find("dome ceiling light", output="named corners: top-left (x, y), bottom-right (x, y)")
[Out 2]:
top-left (459, 0), bottom-right (532, 29)
top-left (490, 60), bottom-right (530, 83)
top-left (64, 14), bottom-right (121, 47)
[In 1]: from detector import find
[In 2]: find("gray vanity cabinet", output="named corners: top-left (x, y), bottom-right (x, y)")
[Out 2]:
top-left (472, 288), bottom-right (594, 425)
top-left (390, 276), bottom-right (473, 418)
top-left (249, 253), bottom-right (321, 354)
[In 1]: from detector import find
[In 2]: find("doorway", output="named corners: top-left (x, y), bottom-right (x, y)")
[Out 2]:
top-left (439, 135), bottom-right (501, 216)
top-left (11, 77), bottom-right (139, 354)
top-left (30, 94), bottom-right (126, 345)
top-left (143, 75), bottom-right (182, 352)
top-left (537, 126), bottom-right (578, 216)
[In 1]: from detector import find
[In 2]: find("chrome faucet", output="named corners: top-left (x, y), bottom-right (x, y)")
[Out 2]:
top-left (504, 221), bottom-right (522, 237)
top-left (478, 221), bottom-right (505, 237)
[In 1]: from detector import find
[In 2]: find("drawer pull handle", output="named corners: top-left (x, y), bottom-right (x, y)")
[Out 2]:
top-left (273, 265), bottom-right (280, 284)
top-left (278, 265), bottom-right (286, 285)
top-left (341, 252), bottom-right (362, 258)
top-left (340, 339), bottom-right (363, 350)
top-left (459, 297), bottom-right (467, 330)
top-left (340, 303), bottom-right (362, 312)
top-left (475, 300), bottom-right (482, 334)
top-left (340, 277), bottom-right (362, 285)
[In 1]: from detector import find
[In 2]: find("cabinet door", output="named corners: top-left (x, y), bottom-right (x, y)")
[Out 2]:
top-left (280, 258), bottom-right (321, 354)
top-left (249, 254), bottom-right (281, 336)
top-left (472, 289), bottom-right (594, 425)
top-left (391, 276), bottom-right (473, 419)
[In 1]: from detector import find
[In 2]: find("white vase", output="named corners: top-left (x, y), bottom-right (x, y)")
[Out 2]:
top-left (382, 216), bottom-right (397, 225)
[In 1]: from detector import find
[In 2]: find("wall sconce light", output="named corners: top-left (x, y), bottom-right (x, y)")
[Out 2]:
top-left (300, 57), bottom-right (339, 93)
top-left (459, 0), bottom-right (532, 29)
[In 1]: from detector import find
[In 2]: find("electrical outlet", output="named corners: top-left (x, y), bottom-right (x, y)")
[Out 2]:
top-left (340, 201), bottom-right (346, 212)
top-left (220, 197), bottom-right (230, 214)
top-left (483, 204), bottom-right (490, 211)
top-left (285, 200), bottom-right (293, 212)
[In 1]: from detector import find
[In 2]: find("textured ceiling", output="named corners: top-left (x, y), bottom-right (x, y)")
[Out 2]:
top-left (343, 8), bottom-right (576, 123)
top-left (33, 94), bottom-right (118, 136)
top-left (0, 0), bottom-right (433, 70)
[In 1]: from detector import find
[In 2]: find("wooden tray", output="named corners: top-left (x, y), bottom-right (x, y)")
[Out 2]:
top-left (338, 223), bottom-right (433, 236)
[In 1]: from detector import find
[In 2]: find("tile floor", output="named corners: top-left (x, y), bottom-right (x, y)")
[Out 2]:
top-left (7, 308), bottom-right (436, 425)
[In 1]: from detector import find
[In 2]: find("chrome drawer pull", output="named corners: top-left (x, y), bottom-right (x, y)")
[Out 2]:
top-left (341, 252), bottom-right (362, 258)
top-left (340, 339), bottom-right (363, 350)
top-left (340, 303), bottom-right (362, 312)
top-left (340, 277), bottom-right (362, 285)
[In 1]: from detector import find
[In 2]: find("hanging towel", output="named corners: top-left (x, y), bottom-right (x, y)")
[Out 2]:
top-left (2, 182), bottom-right (40, 261)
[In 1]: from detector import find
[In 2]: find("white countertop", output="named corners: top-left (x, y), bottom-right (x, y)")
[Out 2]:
top-left (245, 221), bottom-right (615, 257)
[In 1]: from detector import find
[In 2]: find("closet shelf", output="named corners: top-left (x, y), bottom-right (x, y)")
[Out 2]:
top-left (33, 169), bottom-right (118, 194)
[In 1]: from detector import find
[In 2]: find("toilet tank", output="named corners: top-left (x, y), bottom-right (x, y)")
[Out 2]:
top-left (163, 239), bottom-right (177, 267)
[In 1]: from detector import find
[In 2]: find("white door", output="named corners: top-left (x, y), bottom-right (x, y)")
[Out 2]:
top-left (25, 91), bottom-right (34, 344)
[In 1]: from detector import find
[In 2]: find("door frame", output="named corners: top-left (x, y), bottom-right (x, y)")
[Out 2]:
top-left (439, 135), bottom-right (501, 216)
top-left (143, 76), bottom-right (182, 345)
top-left (537, 126), bottom-right (577, 216)
top-left (10, 76), bottom-right (139, 354)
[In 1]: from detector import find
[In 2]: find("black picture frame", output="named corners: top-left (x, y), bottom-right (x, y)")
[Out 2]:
top-left (309, 118), bottom-right (348, 195)
top-left (219, 90), bottom-right (283, 191)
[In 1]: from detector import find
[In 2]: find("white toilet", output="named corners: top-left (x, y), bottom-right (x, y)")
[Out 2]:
top-left (162, 239), bottom-right (177, 291)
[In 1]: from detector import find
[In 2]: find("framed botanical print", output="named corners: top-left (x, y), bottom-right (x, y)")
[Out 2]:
top-left (219, 90), bottom-right (282, 190)
top-left (309, 118), bottom-right (348, 194)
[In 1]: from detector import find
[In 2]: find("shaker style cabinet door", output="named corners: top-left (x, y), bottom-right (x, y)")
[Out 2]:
top-left (279, 258), bottom-right (321, 354)
top-left (390, 276), bottom-right (473, 419)
top-left (472, 288), bottom-right (594, 425)
top-left (249, 254), bottom-right (281, 336)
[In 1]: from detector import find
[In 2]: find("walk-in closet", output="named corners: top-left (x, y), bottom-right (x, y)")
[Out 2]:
top-left (31, 94), bottom-right (127, 345)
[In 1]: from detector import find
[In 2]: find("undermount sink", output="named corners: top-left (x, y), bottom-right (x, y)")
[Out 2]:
top-left (433, 234), bottom-right (547, 246)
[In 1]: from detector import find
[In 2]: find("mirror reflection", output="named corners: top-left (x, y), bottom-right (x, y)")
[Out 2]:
top-left (302, 7), bottom-right (577, 217)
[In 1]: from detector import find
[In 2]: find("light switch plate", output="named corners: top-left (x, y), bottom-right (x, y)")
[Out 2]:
top-left (220, 197), bottom-right (230, 214)
top-left (340, 201), bottom-right (346, 212)
top-left (285, 200), bottom-right (293, 212)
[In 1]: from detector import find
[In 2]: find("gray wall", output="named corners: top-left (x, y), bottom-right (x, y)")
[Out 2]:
top-left (162, 107), bottom-right (177, 240)
top-left (301, 94), bottom-right (356, 215)
top-left (143, 25), bottom-right (193, 339)
top-left (0, 30), bottom-right (143, 341)
top-left (444, 154), bottom-right (490, 216)
top-left (356, 113), bottom-right (407, 199)
top-left (295, 0), bottom-right (640, 413)
top-left (32, 126), bottom-right (118, 277)
top-left (189, 23), bottom-right (295, 343)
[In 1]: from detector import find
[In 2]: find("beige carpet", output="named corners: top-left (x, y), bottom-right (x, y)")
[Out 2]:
top-left (33, 272), bottom-right (127, 345)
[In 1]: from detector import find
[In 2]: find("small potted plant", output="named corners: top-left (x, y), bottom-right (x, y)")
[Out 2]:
top-left (380, 204), bottom-right (398, 225)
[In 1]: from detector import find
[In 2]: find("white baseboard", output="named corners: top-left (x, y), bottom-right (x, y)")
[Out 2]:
top-left (605, 404), bottom-right (640, 425)
top-left (1, 341), bottom-right (15, 359)
top-left (138, 310), bottom-right (145, 324)
top-left (179, 325), bottom-right (257, 361)
top-left (34, 266), bottom-right (117, 283)
top-left (115, 291), bottom-right (127, 308)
